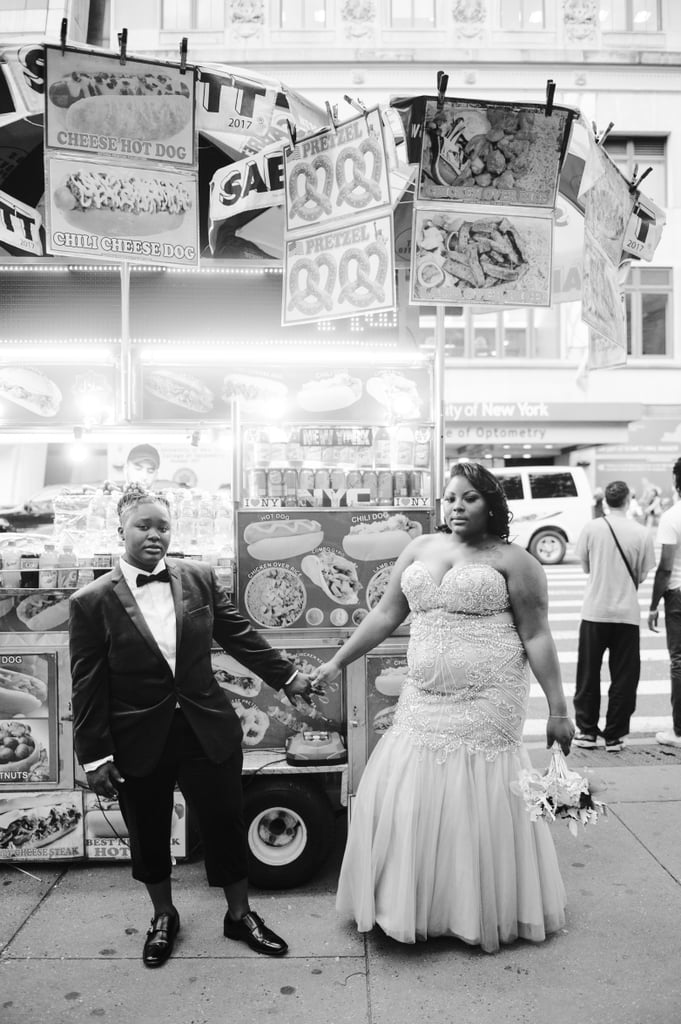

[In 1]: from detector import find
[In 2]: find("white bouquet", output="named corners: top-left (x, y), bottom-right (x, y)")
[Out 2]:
top-left (512, 747), bottom-right (607, 836)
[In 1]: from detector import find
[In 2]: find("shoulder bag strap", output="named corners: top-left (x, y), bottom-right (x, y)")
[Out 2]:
top-left (603, 517), bottom-right (638, 590)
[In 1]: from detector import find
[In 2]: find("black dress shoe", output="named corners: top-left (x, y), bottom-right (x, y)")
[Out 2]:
top-left (223, 910), bottom-right (288, 956)
top-left (142, 909), bottom-right (180, 968)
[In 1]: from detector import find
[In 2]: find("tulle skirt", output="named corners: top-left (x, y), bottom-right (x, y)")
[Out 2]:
top-left (336, 731), bottom-right (566, 954)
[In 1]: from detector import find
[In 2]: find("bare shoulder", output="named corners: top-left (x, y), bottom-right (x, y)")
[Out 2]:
top-left (492, 542), bottom-right (546, 584)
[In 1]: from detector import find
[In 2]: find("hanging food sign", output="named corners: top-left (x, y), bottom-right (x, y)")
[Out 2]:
top-left (284, 108), bottom-right (391, 233)
top-left (44, 45), bottom-right (197, 168)
top-left (578, 126), bottom-right (635, 366)
top-left (282, 108), bottom-right (395, 324)
top-left (411, 204), bottom-right (553, 307)
top-left (417, 98), bottom-right (572, 209)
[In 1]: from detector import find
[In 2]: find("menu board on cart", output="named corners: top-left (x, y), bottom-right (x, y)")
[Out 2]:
top-left (212, 645), bottom-right (343, 750)
top-left (365, 652), bottom-right (408, 756)
top-left (237, 508), bottom-right (432, 631)
top-left (83, 791), bottom-right (187, 862)
top-left (0, 790), bottom-right (84, 861)
top-left (0, 649), bottom-right (59, 787)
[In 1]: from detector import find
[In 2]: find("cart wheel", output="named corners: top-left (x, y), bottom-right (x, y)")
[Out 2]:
top-left (243, 780), bottom-right (335, 889)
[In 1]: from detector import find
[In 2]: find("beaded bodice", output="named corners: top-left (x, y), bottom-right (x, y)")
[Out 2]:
top-left (390, 561), bottom-right (528, 760)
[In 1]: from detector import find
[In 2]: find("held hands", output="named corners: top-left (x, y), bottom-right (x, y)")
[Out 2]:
top-left (310, 660), bottom-right (343, 690)
top-left (648, 609), bottom-right (660, 633)
top-left (547, 715), bottom-right (575, 756)
top-left (86, 761), bottom-right (125, 799)
top-left (283, 672), bottom-right (325, 709)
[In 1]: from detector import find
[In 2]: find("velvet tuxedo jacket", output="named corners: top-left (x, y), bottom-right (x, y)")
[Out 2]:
top-left (69, 558), bottom-right (294, 776)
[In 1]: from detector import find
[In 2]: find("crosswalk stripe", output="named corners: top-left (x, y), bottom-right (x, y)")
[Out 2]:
top-left (523, 715), bottom-right (670, 737)
top-left (529, 679), bottom-right (668, 698)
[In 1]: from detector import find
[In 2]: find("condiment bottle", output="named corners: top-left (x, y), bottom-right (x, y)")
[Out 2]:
top-left (39, 543), bottom-right (59, 589)
top-left (58, 544), bottom-right (79, 588)
top-left (1, 542), bottom-right (21, 588)
top-left (374, 426), bottom-right (392, 468)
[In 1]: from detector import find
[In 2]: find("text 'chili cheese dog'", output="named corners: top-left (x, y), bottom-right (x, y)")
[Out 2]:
top-left (54, 169), bottom-right (192, 237)
top-left (244, 519), bottom-right (324, 561)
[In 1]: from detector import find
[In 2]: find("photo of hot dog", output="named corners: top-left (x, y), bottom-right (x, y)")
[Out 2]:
top-left (144, 369), bottom-right (214, 413)
top-left (366, 371), bottom-right (422, 420)
top-left (211, 652), bottom-right (262, 698)
top-left (15, 591), bottom-right (70, 632)
top-left (86, 807), bottom-right (127, 839)
top-left (0, 668), bottom-right (47, 717)
top-left (221, 374), bottom-right (288, 407)
top-left (342, 514), bottom-right (423, 561)
top-left (0, 367), bottom-right (62, 418)
top-left (244, 519), bottom-right (324, 561)
top-left (53, 169), bottom-right (193, 237)
top-left (301, 550), bottom-right (361, 605)
top-left (296, 372), bottom-right (363, 412)
top-left (375, 665), bottom-right (409, 697)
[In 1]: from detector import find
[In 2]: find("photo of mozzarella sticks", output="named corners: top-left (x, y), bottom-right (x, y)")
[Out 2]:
top-left (53, 169), bottom-right (193, 237)
top-left (244, 519), bottom-right (324, 561)
top-left (342, 514), bottom-right (423, 561)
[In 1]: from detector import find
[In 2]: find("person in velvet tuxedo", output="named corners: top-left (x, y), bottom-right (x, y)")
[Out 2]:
top-left (69, 484), bottom-right (319, 968)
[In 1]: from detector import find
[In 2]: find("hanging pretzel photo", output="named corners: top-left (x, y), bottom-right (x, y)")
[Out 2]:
top-left (288, 154), bottom-right (334, 222)
top-left (287, 253), bottom-right (337, 316)
top-left (335, 137), bottom-right (384, 210)
top-left (338, 239), bottom-right (388, 309)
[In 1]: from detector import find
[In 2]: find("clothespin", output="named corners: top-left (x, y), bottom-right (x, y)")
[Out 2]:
top-left (344, 94), bottom-right (367, 115)
top-left (629, 165), bottom-right (652, 193)
top-left (325, 100), bottom-right (338, 133)
top-left (179, 36), bottom-right (188, 74)
top-left (118, 28), bottom-right (127, 66)
top-left (598, 121), bottom-right (614, 146)
top-left (60, 18), bottom-right (68, 56)
top-left (286, 119), bottom-right (297, 153)
top-left (545, 79), bottom-right (555, 117)
top-left (436, 70), bottom-right (449, 110)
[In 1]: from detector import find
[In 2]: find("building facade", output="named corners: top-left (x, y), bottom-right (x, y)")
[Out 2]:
top-left (1, 0), bottom-right (680, 500)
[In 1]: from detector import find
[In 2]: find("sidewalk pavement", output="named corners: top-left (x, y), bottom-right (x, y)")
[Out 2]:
top-left (2, 749), bottom-right (680, 1024)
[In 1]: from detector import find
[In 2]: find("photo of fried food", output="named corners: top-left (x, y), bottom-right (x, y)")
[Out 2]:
top-left (244, 567), bottom-right (306, 628)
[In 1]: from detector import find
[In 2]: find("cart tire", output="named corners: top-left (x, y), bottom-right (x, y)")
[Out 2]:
top-left (528, 528), bottom-right (567, 565)
top-left (243, 780), bottom-right (335, 889)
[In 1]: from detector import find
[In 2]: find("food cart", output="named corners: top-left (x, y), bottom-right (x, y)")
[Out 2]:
top-left (0, 36), bottom-right (661, 881)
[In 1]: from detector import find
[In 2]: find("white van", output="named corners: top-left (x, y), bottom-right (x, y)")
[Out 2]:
top-left (491, 465), bottom-right (593, 565)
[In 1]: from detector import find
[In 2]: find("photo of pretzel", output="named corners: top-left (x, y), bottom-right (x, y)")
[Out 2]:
top-left (338, 239), bottom-right (388, 308)
top-left (288, 155), bottom-right (334, 222)
top-left (287, 254), bottom-right (337, 316)
top-left (335, 137), bottom-right (384, 210)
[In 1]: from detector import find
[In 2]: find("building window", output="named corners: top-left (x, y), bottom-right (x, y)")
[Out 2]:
top-left (604, 135), bottom-right (667, 207)
top-left (622, 267), bottom-right (672, 357)
top-left (416, 305), bottom-right (562, 359)
top-left (598, 0), bottom-right (662, 32)
top-left (500, 0), bottom-right (545, 30)
top-left (161, 0), bottom-right (224, 30)
top-left (0, 0), bottom-right (48, 32)
top-left (279, 0), bottom-right (327, 28)
top-left (389, 0), bottom-right (436, 29)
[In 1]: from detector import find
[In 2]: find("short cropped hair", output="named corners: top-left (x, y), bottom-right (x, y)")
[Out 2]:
top-left (604, 480), bottom-right (629, 509)
top-left (117, 483), bottom-right (170, 521)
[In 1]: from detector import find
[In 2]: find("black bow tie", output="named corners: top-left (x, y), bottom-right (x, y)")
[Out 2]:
top-left (136, 568), bottom-right (171, 587)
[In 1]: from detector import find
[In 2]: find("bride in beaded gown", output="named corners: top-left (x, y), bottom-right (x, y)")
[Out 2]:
top-left (312, 462), bottom-right (575, 954)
